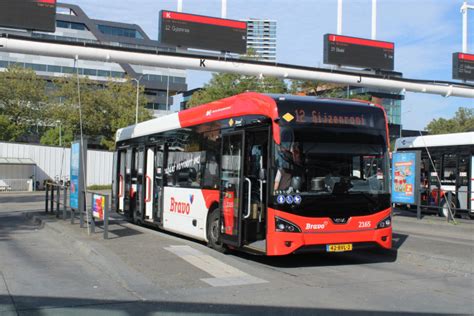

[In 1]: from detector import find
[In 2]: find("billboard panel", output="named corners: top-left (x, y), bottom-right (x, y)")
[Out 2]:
top-left (0, 0), bottom-right (56, 33)
top-left (392, 151), bottom-right (420, 205)
top-left (452, 52), bottom-right (474, 82)
top-left (324, 34), bottom-right (394, 71)
top-left (159, 10), bottom-right (247, 54)
top-left (70, 142), bottom-right (80, 209)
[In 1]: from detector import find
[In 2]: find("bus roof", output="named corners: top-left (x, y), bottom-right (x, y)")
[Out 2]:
top-left (115, 92), bottom-right (382, 143)
top-left (395, 132), bottom-right (474, 150)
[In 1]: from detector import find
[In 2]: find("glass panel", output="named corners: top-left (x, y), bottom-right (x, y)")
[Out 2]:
top-left (442, 154), bottom-right (457, 183)
top-left (47, 65), bottom-right (61, 73)
top-left (221, 134), bottom-right (242, 238)
top-left (165, 131), bottom-right (202, 188)
top-left (459, 155), bottom-right (469, 186)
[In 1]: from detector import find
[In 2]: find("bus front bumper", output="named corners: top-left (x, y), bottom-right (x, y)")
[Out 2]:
top-left (266, 208), bottom-right (392, 256)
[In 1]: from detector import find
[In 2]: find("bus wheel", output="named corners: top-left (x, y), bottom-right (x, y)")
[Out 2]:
top-left (439, 198), bottom-right (456, 218)
top-left (207, 208), bottom-right (227, 253)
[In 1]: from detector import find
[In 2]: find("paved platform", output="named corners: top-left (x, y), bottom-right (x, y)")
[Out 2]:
top-left (0, 192), bottom-right (472, 315)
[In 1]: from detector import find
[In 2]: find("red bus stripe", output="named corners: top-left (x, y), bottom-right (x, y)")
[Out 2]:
top-left (162, 11), bottom-right (246, 29)
top-left (458, 53), bottom-right (474, 61)
top-left (37, 0), bottom-right (56, 4)
top-left (329, 34), bottom-right (394, 49)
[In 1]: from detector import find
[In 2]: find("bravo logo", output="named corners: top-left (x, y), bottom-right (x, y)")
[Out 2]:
top-left (305, 221), bottom-right (328, 230)
top-left (170, 195), bottom-right (194, 215)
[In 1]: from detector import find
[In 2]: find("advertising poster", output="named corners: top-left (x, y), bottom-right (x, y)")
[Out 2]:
top-left (392, 152), bottom-right (419, 204)
top-left (70, 142), bottom-right (80, 209)
top-left (92, 194), bottom-right (105, 220)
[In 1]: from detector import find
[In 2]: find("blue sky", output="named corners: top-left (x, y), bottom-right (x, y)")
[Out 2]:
top-left (67, 0), bottom-right (473, 130)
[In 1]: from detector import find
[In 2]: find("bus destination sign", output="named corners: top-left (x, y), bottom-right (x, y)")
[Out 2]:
top-left (452, 52), bottom-right (474, 81)
top-left (324, 34), bottom-right (394, 71)
top-left (0, 0), bottom-right (56, 33)
top-left (159, 11), bottom-right (247, 54)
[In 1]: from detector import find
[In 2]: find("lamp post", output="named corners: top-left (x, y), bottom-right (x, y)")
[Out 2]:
top-left (56, 120), bottom-right (62, 147)
top-left (131, 75), bottom-right (144, 125)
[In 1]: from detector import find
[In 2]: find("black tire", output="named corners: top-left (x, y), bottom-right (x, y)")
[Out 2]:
top-left (439, 198), bottom-right (456, 218)
top-left (207, 208), bottom-right (227, 253)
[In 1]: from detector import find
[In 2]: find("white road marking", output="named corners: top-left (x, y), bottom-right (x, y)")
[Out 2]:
top-left (164, 245), bottom-right (268, 287)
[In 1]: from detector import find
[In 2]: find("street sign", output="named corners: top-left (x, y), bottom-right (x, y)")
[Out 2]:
top-left (324, 34), bottom-right (394, 71)
top-left (159, 10), bottom-right (247, 54)
top-left (0, 0), bottom-right (56, 33)
top-left (452, 52), bottom-right (474, 81)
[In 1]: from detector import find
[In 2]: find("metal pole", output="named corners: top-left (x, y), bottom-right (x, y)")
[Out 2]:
top-left (337, 0), bottom-right (343, 35)
top-left (59, 123), bottom-right (62, 147)
top-left (63, 186), bottom-right (67, 220)
top-left (462, 2), bottom-right (468, 53)
top-left (45, 183), bottom-right (49, 213)
top-left (56, 185), bottom-right (60, 217)
top-left (166, 70), bottom-right (170, 111)
top-left (50, 184), bottom-right (54, 214)
top-left (371, 0), bottom-right (377, 40)
top-left (104, 195), bottom-right (109, 240)
top-left (177, 0), bottom-right (183, 12)
top-left (221, 0), bottom-right (227, 18)
top-left (135, 80), bottom-right (139, 125)
top-left (89, 193), bottom-right (95, 234)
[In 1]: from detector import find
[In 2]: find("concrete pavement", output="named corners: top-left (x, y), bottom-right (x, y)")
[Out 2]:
top-left (0, 192), bottom-right (472, 315)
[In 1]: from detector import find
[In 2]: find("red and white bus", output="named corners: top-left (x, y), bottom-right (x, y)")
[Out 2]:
top-left (112, 93), bottom-right (392, 255)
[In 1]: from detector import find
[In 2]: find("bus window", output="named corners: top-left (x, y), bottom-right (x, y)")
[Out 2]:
top-left (429, 155), bottom-right (441, 184)
top-left (202, 132), bottom-right (220, 189)
top-left (165, 131), bottom-right (203, 188)
top-left (458, 155), bottom-right (469, 186)
top-left (442, 153), bottom-right (457, 184)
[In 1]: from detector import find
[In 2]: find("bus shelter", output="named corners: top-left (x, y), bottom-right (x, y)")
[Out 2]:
top-left (0, 158), bottom-right (36, 191)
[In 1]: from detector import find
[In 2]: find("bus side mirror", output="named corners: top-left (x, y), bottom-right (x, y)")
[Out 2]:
top-left (259, 169), bottom-right (266, 180)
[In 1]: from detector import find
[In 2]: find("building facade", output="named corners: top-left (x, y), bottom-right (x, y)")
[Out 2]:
top-left (0, 3), bottom-right (187, 114)
top-left (243, 18), bottom-right (276, 62)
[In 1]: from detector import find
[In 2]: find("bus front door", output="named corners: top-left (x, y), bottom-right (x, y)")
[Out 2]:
top-left (220, 129), bottom-right (268, 250)
top-left (123, 148), bottom-right (134, 219)
top-left (116, 150), bottom-right (126, 214)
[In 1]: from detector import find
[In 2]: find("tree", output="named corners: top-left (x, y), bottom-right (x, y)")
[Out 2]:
top-left (187, 72), bottom-right (288, 108)
top-left (290, 80), bottom-right (371, 101)
top-left (0, 67), bottom-right (47, 141)
top-left (425, 107), bottom-right (474, 134)
top-left (42, 75), bottom-right (152, 150)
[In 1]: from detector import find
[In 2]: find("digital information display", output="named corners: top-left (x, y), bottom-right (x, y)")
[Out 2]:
top-left (324, 34), bottom-right (394, 71)
top-left (0, 0), bottom-right (56, 32)
top-left (159, 10), bottom-right (247, 54)
top-left (452, 52), bottom-right (474, 81)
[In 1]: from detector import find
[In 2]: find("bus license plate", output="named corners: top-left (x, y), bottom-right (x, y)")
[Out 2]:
top-left (326, 244), bottom-right (352, 252)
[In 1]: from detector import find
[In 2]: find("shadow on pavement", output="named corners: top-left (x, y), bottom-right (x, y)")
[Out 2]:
top-left (106, 220), bottom-right (144, 239)
top-left (232, 247), bottom-right (399, 269)
top-left (0, 295), bottom-right (450, 315)
top-left (0, 212), bottom-right (41, 242)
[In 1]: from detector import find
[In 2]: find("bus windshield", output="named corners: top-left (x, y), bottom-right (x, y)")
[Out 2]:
top-left (272, 126), bottom-right (390, 216)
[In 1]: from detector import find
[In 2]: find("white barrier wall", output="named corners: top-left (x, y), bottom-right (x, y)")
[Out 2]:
top-left (0, 142), bottom-right (113, 186)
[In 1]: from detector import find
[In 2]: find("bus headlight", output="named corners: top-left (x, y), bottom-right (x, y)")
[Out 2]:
top-left (275, 217), bottom-right (301, 233)
top-left (377, 216), bottom-right (391, 229)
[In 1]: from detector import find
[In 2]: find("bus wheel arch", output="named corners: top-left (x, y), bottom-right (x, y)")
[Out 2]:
top-left (206, 204), bottom-right (227, 253)
top-left (439, 195), bottom-right (458, 218)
